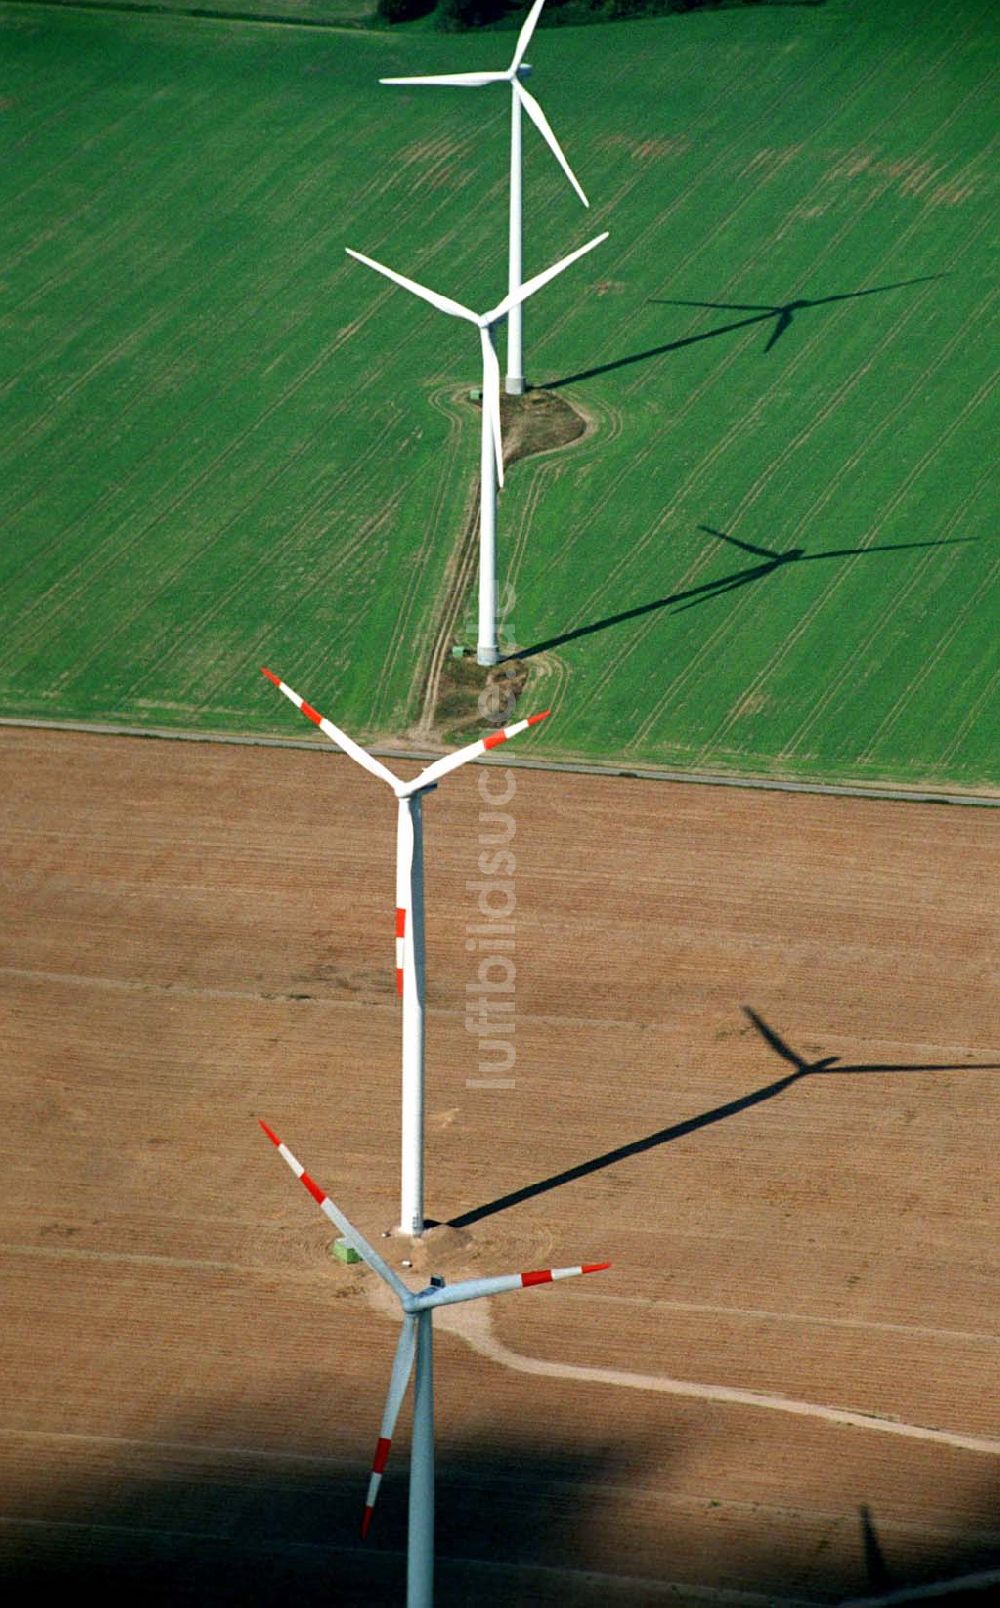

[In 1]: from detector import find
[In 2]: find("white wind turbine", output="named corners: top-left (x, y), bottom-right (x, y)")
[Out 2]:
top-left (261, 665), bottom-right (550, 1237)
top-left (259, 1116), bottom-right (610, 1608)
top-left (345, 230), bottom-right (607, 665)
top-left (381, 0), bottom-right (589, 397)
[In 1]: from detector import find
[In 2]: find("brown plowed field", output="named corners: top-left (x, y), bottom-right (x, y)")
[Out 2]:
top-left (2, 727), bottom-right (998, 1605)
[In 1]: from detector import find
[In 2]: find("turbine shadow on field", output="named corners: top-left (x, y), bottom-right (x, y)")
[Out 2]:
top-left (542, 275), bottom-right (944, 390)
top-left (443, 1008), bottom-right (1000, 1231)
top-left (508, 526), bottom-right (973, 663)
top-left (2, 1388), bottom-right (628, 1606)
top-left (861, 1504), bottom-right (892, 1594)
top-left (8, 1381), bottom-right (999, 1604)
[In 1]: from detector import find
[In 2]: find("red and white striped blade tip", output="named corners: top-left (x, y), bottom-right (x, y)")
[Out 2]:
top-left (482, 708), bottom-right (551, 750)
top-left (522, 1261), bottom-right (610, 1285)
top-left (259, 668), bottom-right (327, 732)
top-left (258, 1121), bottom-right (329, 1207)
top-left (361, 1433), bottom-right (393, 1538)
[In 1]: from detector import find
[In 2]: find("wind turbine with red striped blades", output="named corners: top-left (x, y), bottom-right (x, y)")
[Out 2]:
top-left (381, 0), bottom-right (590, 398)
top-left (261, 665), bottom-right (550, 1238)
top-left (345, 228), bottom-right (607, 667)
top-left (259, 1117), bottom-right (610, 1608)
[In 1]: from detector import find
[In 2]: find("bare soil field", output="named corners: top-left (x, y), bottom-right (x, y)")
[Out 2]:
top-left (1, 726), bottom-right (998, 1605)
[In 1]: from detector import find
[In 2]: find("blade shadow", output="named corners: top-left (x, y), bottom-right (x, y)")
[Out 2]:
top-left (440, 1008), bottom-right (999, 1231)
top-left (656, 277), bottom-right (944, 355)
top-left (861, 1504), bottom-right (892, 1593)
top-left (741, 1006), bottom-right (1000, 1076)
top-left (543, 274), bottom-right (945, 390)
top-left (505, 527), bottom-right (973, 663)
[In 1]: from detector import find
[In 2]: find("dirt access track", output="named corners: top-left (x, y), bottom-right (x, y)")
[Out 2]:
top-left (2, 727), bottom-right (998, 1605)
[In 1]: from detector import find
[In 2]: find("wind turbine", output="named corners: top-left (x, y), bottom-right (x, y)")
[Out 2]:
top-left (261, 665), bottom-right (550, 1236)
top-left (381, 0), bottom-right (589, 399)
top-left (345, 230), bottom-right (607, 665)
top-left (259, 1117), bottom-right (610, 1608)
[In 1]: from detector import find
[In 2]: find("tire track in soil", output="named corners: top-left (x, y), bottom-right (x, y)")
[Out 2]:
top-left (370, 386), bottom-right (470, 729)
top-left (938, 659), bottom-right (1000, 771)
top-left (0, 79), bottom-right (281, 434)
top-left (0, 278), bottom-right (391, 664)
top-left (528, 92), bottom-right (917, 651)
top-left (692, 268), bottom-right (998, 763)
top-left (412, 390), bottom-right (593, 742)
top-left (197, 161), bottom-right (512, 726)
top-left (621, 127), bottom-right (995, 757)
top-left (0, 258), bottom-right (428, 688)
top-left (531, 0), bottom-right (949, 387)
top-left (4, 329), bottom-right (408, 694)
top-left (854, 463), bottom-right (998, 763)
top-left (352, 1282), bottom-right (1000, 1459)
top-left (4, 127), bottom-right (468, 506)
top-left (504, 395), bottom-right (622, 607)
top-left (124, 410), bottom-right (416, 714)
top-left (774, 360), bottom-right (998, 763)
top-left (0, 116), bottom-right (497, 648)
top-left (536, 13), bottom-right (989, 738)
top-left (436, 1300), bottom-right (1000, 1460)
top-left (406, 389), bottom-right (482, 741)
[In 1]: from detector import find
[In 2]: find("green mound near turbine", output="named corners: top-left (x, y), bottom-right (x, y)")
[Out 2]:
top-left (332, 1237), bottom-right (364, 1264)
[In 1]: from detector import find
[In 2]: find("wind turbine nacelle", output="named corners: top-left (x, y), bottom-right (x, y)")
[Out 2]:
top-left (516, 62), bottom-right (534, 80)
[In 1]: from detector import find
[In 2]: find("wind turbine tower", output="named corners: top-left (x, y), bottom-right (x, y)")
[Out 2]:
top-left (261, 666), bottom-right (550, 1235)
top-left (381, 0), bottom-right (590, 396)
top-left (260, 1118), bottom-right (610, 1607)
top-left (345, 232), bottom-right (606, 664)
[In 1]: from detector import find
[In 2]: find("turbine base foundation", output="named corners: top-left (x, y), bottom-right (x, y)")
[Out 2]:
top-left (504, 376), bottom-right (526, 396)
top-left (476, 644), bottom-right (500, 667)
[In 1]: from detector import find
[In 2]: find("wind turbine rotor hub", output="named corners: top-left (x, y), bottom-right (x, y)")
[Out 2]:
top-left (516, 62), bottom-right (534, 79)
top-left (397, 778), bottom-right (440, 801)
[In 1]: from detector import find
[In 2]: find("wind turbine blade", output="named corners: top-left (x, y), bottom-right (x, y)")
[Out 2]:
top-left (361, 1314), bottom-right (417, 1539)
top-left (515, 81), bottom-right (589, 207)
top-left (485, 231), bottom-right (608, 324)
top-left (405, 709), bottom-right (550, 791)
top-left (510, 0), bottom-right (547, 72)
top-left (258, 1120), bottom-right (411, 1303)
top-left (345, 248), bottom-right (478, 325)
top-left (480, 325), bottom-right (505, 488)
top-left (418, 1261), bottom-right (611, 1309)
top-left (261, 668), bottom-right (401, 791)
top-left (518, 230), bottom-right (607, 304)
top-left (380, 72), bottom-right (507, 87)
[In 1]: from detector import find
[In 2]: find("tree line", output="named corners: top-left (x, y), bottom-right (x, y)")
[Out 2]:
top-left (377, 0), bottom-right (821, 30)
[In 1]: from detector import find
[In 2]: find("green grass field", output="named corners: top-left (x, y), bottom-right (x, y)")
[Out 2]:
top-left (1, 0), bottom-right (996, 785)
